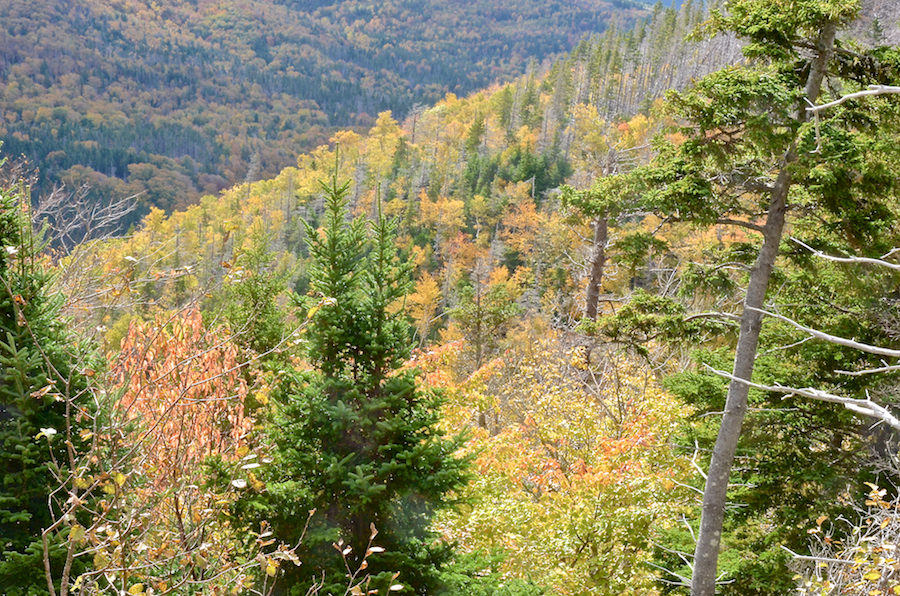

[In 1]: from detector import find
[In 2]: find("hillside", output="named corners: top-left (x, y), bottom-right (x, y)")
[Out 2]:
top-left (0, 0), bottom-right (646, 214)
top-left (59, 0), bottom-right (747, 341)
top-left (4, 1), bottom-right (900, 595)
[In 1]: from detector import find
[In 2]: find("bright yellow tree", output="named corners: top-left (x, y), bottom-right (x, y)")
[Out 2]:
top-left (426, 332), bottom-right (693, 596)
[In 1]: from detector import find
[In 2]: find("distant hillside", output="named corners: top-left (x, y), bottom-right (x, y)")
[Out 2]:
top-left (66, 0), bottom-right (744, 330)
top-left (0, 0), bottom-right (646, 213)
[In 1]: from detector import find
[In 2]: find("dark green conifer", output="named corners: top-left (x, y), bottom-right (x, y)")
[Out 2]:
top-left (262, 168), bottom-right (468, 595)
top-left (0, 168), bottom-right (92, 595)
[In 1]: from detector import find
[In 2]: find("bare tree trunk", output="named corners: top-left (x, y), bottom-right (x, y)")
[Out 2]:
top-left (585, 149), bottom-right (618, 320)
top-left (585, 215), bottom-right (608, 320)
top-left (690, 173), bottom-right (788, 596)
top-left (690, 20), bottom-right (837, 596)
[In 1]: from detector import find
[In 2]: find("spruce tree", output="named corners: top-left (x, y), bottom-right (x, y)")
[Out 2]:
top-left (0, 171), bottom-right (92, 594)
top-left (261, 170), bottom-right (468, 596)
top-left (576, 2), bottom-right (900, 593)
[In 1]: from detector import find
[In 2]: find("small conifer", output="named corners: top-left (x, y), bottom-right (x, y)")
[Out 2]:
top-left (261, 167), bottom-right (468, 595)
top-left (0, 168), bottom-right (93, 595)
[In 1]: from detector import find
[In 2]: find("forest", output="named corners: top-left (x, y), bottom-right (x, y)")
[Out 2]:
top-left (0, 0), bottom-right (646, 217)
top-left (3, 0), bottom-right (900, 596)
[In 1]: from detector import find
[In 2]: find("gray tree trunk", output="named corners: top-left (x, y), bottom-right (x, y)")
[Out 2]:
top-left (585, 215), bottom-right (608, 320)
top-left (690, 20), bottom-right (837, 596)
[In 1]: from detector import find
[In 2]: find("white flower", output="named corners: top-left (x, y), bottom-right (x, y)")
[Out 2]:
top-left (4, 246), bottom-right (18, 255)
top-left (36, 428), bottom-right (57, 440)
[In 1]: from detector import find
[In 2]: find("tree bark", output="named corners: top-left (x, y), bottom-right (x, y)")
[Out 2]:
top-left (585, 215), bottom-right (608, 320)
top-left (690, 20), bottom-right (837, 596)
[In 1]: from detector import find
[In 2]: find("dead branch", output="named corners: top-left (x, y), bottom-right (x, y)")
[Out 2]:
top-left (748, 307), bottom-right (900, 359)
top-left (806, 85), bottom-right (900, 151)
top-left (705, 366), bottom-right (900, 431)
top-left (806, 84), bottom-right (900, 115)
top-left (32, 183), bottom-right (139, 252)
top-left (792, 237), bottom-right (900, 271)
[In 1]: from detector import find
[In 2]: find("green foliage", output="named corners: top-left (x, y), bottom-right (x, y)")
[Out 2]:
top-left (595, 2), bottom-right (900, 592)
top-left (437, 552), bottom-right (547, 596)
top-left (710, 0), bottom-right (860, 61)
top-left (223, 221), bottom-right (292, 358)
top-left (0, 171), bottom-right (93, 595)
top-left (257, 171), bottom-right (469, 595)
top-left (614, 231), bottom-right (669, 274)
top-left (22, 4), bottom-right (898, 594)
top-left (656, 254), bottom-right (900, 594)
top-left (580, 289), bottom-right (730, 350)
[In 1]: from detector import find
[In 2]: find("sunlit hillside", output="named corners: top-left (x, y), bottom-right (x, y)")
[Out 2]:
top-left (3, 2), bottom-right (900, 596)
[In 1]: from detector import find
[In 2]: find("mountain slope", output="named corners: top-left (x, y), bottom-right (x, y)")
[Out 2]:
top-left (0, 0), bottom-right (645, 211)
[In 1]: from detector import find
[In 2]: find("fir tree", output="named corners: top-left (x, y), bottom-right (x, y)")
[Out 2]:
top-left (0, 168), bottom-right (93, 594)
top-left (223, 221), bottom-right (290, 359)
top-left (261, 168), bottom-right (468, 595)
top-left (577, 2), bottom-right (900, 593)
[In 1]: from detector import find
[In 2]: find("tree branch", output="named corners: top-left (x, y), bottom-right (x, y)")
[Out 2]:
top-left (32, 184), bottom-right (140, 252)
top-left (780, 545), bottom-right (858, 566)
top-left (792, 237), bottom-right (900, 271)
top-left (806, 85), bottom-right (900, 115)
top-left (805, 86), bottom-right (900, 152)
top-left (713, 218), bottom-right (766, 233)
top-left (704, 366), bottom-right (900, 432)
top-left (836, 363), bottom-right (900, 377)
top-left (748, 307), bottom-right (900, 359)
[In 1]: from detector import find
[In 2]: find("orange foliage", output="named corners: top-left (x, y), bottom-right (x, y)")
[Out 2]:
top-left (114, 309), bottom-right (252, 485)
top-left (425, 333), bottom-right (693, 595)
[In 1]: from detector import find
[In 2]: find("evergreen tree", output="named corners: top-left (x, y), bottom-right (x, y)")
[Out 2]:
top-left (261, 169), bottom-right (468, 595)
top-left (223, 220), bottom-right (290, 359)
top-left (576, 1), bottom-right (900, 593)
top-left (0, 167), bottom-right (92, 594)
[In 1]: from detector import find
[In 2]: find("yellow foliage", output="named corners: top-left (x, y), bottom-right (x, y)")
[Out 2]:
top-left (799, 485), bottom-right (900, 596)
top-left (437, 322), bottom-right (465, 351)
top-left (423, 333), bottom-right (694, 596)
top-left (417, 192), bottom-right (466, 242)
top-left (567, 103), bottom-right (609, 176)
top-left (366, 111), bottom-right (403, 180)
top-left (384, 196), bottom-right (407, 219)
top-left (469, 194), bottom-right (503, 232)
top-left (407, 272), bottom-right (443, 345)
top-left (499, 197), bottom-right (541, 257)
